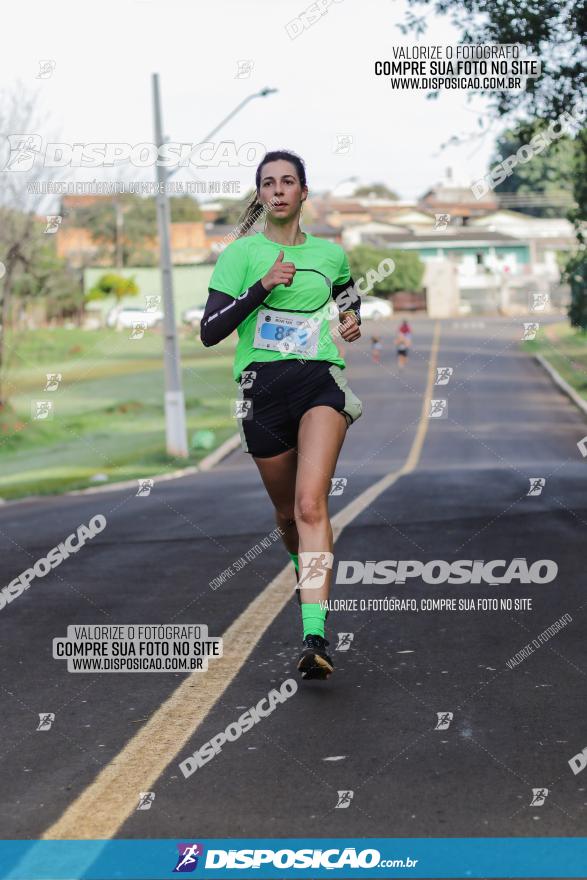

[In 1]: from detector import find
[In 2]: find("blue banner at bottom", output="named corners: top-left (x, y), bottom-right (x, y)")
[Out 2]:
top-left (0, 838), bottom-right (586, 879)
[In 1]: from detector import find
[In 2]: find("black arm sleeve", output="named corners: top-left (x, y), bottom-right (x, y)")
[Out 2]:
top-left (333, 276), bottom-right (361, 325)
top-left (199, 279), bottom-right (268, 347)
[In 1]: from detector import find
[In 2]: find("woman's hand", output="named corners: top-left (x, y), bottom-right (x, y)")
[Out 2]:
top-left (261, 250), bottom-right (296, 291)
top-left (338, 311), bottom-right (361, 342)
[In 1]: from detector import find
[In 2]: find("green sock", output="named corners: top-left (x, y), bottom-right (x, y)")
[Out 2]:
top-left (301, 603), bottom-right (327, 639)
top-left (288, 551), bottom-right (299, 576)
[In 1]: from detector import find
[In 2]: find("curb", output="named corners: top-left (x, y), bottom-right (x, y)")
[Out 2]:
top-left (0, 433), bottom-right (242, 507)
top-left (534, 353), bottom-right (587, 419)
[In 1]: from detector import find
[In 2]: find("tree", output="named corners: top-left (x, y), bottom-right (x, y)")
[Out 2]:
top-left (566, 127), bottom-right (587, 330)
top-left (348, 245), bottom-right (425, 295)
top-left (400, 0), bottom-right (587, 325)
top-left (74, 194), bottom-right (157, 267)
top-left (169, 195), bottom-right (202, 222)
top-left (400, 0), bottom-right (586, 211)
top-left (12, 245), bottom-right (84, 325)
top-left (565, 250), bottom-right (587, 331)
top-left (353, 183), bottom-right (399, 200)
top-left (73, 194), bottom-right (202, 266)
top-left (491, 124), bottom-right (578, 217)
top-left (0, 83), bottom-right (60, 406)
top-left (401, 0), bottom-right (586, 121)
top-left (86, 273), bottom-right (139, 304)
top-left (213, 195), bottom-right (252, 226)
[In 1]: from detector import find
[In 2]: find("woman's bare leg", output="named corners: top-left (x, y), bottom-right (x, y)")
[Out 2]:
top-left (252, 408), bottom-right (347, 601)
top-left (295, 406), bottom-right (347, 605)
top-left (253, 447), bottom-right (299, 556)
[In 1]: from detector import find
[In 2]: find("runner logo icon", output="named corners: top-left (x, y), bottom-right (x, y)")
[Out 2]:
top-left (429, 398), bottom-right (447, 418)
top-left (173, 843), bottom-right (204, 872)
top-left (336, 632), bottom-right (354, 651)
top-left (527, 477), bottom-right (546, 496)
top-left (435, 367), bottom-right (453, 385)
top-left (335, 790), bottom-right (354, 809)
top-left (435, 711), bottom-right (453, 730)
top-left (530, 788), bottom-right (549, 806)
top-left (298, 552), bottom-right (334, 590)
top-left (329, 477), bottom-right (347, 496)
top-left (136, 791), bottom-right (155, 810)
top-left (36, 713), bottom-right (55, 731)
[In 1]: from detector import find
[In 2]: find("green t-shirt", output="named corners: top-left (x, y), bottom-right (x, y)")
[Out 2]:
top-left (209, 232), bottom-right (351, 382)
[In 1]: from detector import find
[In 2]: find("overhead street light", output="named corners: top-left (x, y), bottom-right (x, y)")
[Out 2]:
top-left (167, 87), bottom-right (278, 181)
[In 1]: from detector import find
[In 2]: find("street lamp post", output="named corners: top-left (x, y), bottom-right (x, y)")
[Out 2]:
top-left (152, 72), bottom-right (188, 457)
top-left (151, 75), bottom-right (277, 458)
top-left (114, 199), bottom-right (124, 269)
top-left (167, 88), bottom-right (278, 179)
top-left (330, 176), bottom-right (359, 198)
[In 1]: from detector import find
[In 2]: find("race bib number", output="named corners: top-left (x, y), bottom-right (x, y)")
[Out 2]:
top-left (253, 308), bottom-right (319, 357)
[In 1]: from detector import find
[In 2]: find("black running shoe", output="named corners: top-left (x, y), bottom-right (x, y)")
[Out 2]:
top-left (297, 635), bottom-right (334, 680)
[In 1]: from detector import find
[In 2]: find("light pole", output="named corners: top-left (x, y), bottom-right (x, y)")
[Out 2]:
top-left (114, 199), bottom-right (125, 269)
top-left (167, 88), bottom-right (278, 181)
top-left (330, 176), bottom-right (359, 198)
top-left (151, 76), bottom-right (277, 458)
top-left (152, 73), bottom-right (187, 457)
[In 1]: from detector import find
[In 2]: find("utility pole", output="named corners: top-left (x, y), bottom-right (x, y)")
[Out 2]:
top-left (115, 199), bottom-right (124, 270)
top-left (151, 76), bottom-right (278, 458)
top-left (152, 72), bottom-right (188, 458)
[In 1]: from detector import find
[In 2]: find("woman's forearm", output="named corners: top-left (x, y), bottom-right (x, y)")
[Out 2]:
top-left (200, 280), bottom-right (268, 346)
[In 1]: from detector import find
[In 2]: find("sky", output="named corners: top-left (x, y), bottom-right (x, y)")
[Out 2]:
top-left (0, 0), bottom-right (518, 203)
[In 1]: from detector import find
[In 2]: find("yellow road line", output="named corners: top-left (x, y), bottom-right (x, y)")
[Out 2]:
top-left (42, 321), bottom-right (441, 841)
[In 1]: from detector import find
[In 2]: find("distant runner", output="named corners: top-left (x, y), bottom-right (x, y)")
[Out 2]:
top-left (371, 335), bottom-right (382, 365)
top-left (395, 320), bottom-right (412, 369)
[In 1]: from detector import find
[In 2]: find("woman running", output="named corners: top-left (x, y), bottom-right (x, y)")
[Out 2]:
top-left (371, 335), bottom-right (382, 365)
top-left (399, 320), bottom-right (412, 338)
top-left (200, 150), bottom-right (363, 680)
top-left (395, 321), bottom-right (412, 369)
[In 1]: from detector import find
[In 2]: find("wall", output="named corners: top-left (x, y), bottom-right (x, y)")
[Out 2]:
top-left (83, 264), bottom-right (214, 322)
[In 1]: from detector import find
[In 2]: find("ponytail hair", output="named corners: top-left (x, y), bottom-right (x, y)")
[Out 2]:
top-left (236, 149), bottom-right (307, 238)
top-left (237, 190), bottom-right (265, 236)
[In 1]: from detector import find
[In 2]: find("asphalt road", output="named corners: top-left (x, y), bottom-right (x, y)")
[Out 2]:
top-left (0, 317), bottom-right (586, 868)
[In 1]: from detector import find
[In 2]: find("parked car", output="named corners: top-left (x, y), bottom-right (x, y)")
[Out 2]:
top-left (392, 291), bottom-right (427, 311)
top-left (183, 296), bottom-right (392, 327)
top-left (106, 307), bottom-right (163, 329)
top-left (182, 306), bottom-right (206, 327)
top-left (360, 295), bottom-right (393, 320)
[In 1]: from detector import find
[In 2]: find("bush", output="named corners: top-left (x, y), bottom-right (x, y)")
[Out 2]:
top-left (348, 245), bottom-right (425, 297)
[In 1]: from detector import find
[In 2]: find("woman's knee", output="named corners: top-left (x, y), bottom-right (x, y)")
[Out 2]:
top-left (294, 493), bottom-right (328, 527)
top-left (275, 507), bottom-right (296, 528)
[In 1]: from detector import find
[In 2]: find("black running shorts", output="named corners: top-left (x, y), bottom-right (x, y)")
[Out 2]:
top-left (236, 360), bottom-right (363, 458)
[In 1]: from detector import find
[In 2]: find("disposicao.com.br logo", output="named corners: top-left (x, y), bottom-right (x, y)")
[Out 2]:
top-left (195, 846), bottom-right (417, 870)
top-left (336, 558), bottom-right (558, 585)
top-left (0, 135), bottom-right (265, 170)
